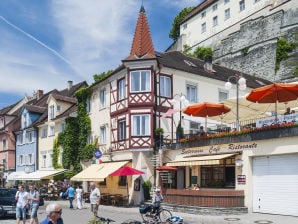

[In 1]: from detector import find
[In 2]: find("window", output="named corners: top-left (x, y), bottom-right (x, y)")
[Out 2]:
top-left (49, 105), bottom-right (55, 119)
top-left (0, 117), bottom-right (4, 127)
top-left (60, 123), bottom-right (65, 132)
top-left (118, 79), bottom-right (126, 100)
top-left (201, 22), bottom-right (206, 33)
top-left (239, 0), bottom-right (245, 11)
top-left (119, 120), bottom-right (126, 141)
top-left (2, 138), bottom-right (6, 151)
top-left (86, 98), bottom-right (91, 113)
top-left (201, 166), bottom-right (225, 187)
top-left (182, 23), bottom-right (187, 30)
top-left (201, 11), bottom-right (206, 18)
top-left (130, 70), bottom-right (151, 92)
top-left (17, 134), bottom-right (23, 145)
top-left (224, 0), bottom-right (230, 3)
top-left (218, 90), bottom-right (228, 102)
top-left (49, 126), bottom-right (55, 136)
top-left (132, 115), bottom-right (150, 136)
top-left (42, 155), bottom-right (46, 168)
top-left (212, 4), bottom-right (217, 11)
top-left (87, 134), bottom-right (92, 144)
top-left (57, 105), bottom-right (62, 112)
top-left (118, 176), bottom-right (127, 186)
top-left (186, 84), bottom-right (197, 103)
top-left (160, 76), bottom-right (171, 97)
top-left (225, 8), bottom-right (230, 20)
top-left (26, 131), bottom-right (33, 143)
top-left (41, 128), bottom-right (47, 138)
top-left (28, 154), bottom-right (33, 165)
top-left (189, 121), bottom-right (200, 131)
top-left (23, 113), bottom-right (27, 128)
top-left (100, 126), bottom-right (106, 144)
top-left (99, 88), bottom-right (106, 108)
top-left (19, 155), bottom-right (24, 166)
top-left (213, 16), bottom-right (218, 27)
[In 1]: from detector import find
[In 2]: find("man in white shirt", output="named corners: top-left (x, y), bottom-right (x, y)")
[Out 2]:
top-left (89, 182), bottom-right (100, 216)
top-left (15, 184), bottom-right (29, 224)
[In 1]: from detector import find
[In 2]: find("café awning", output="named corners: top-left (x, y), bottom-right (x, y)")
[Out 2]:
top-left (166, 153), bottom-right (235, 166)
top-left (7, 169), bottom-right (67, 181)
top-left (70, 161), bottom-right (129, 182)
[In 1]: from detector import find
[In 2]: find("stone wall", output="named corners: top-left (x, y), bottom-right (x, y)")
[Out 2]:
top-left (214, 9), bottom-right (298, 82)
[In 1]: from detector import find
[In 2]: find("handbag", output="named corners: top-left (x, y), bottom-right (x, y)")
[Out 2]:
top-left (39, 196), bottom-right (44, 206)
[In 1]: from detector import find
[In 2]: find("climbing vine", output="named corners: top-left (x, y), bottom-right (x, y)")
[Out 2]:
top-left (275, 37), bottom-right (297, 71)
top-left (52, 138), bottom-right (62, 169)
top-left (52, 86), bottom-right (96, 175)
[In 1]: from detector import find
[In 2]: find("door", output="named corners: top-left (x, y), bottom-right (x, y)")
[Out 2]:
top-left (252, 154), bottom-right (298, 216)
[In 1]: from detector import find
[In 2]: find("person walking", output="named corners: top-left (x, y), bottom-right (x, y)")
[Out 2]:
top-left (28, 183), bottom-right (40, 224)
top-left (89, 182), bottom-right (100, 216)
top-left (40, 202), bottom-right (64, 224)
top-left (65, 184), bottom-right (75, 209)
top-left (75, 185), bottom-right (83, 209)
top-left (15, 184), bottom-right (29, 224)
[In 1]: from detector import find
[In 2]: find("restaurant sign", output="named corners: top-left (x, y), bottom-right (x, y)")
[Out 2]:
top-left (180, 142), bottom-right (258, 156)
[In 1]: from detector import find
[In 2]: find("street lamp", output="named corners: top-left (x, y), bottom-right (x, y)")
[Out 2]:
top-left (169, 93), bottom-right (189, 140)
top-left (225, 73), bottom-right (246, 130)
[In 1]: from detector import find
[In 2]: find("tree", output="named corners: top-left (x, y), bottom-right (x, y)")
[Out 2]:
top-left (183, 44), bottom-right (213, 61)
top-left (169, 7), bottom-right (195, 41)
top-left (93, 70), bottom-right (113, 83)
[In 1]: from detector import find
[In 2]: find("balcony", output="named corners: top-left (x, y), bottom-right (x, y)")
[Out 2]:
top-left (161, 123), bottom-right (298, 150)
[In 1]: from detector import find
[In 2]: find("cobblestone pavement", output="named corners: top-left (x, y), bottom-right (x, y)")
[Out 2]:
top-left (1, 200), bottom-right (298, 224)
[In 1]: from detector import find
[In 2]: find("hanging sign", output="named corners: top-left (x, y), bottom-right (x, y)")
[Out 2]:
top-left (94, 149), bottom-right (102, 159)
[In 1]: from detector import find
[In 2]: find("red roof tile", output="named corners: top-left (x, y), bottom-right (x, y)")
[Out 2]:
top-left (124, 5), bottom-right (155, 61)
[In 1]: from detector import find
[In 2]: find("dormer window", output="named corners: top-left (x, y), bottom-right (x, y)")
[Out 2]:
top-left (49, 105), bottom-right (55, 119)
top-left (57, 105), bottom-right (62, 112)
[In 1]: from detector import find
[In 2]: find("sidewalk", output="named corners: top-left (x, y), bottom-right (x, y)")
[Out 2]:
top-left (44, 200), bottom-right (298, 224)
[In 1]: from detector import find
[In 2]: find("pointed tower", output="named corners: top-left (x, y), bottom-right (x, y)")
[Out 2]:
top-left (124, 5), bottom-right (156, 61)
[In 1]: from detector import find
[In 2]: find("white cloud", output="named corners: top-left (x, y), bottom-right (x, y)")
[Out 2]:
top-left (51, 1), bottom-right (139, 81)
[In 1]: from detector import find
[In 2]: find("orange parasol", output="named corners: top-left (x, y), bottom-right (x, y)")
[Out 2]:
top-left (246, 83), bottom-right (298, 103)
top-left (246, 83), bottom-right (298, 120)
top-left (183, 102), bottom-right (231, 117)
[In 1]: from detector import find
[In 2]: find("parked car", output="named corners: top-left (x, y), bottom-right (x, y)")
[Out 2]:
top-left (0, 188), bottom-right (17, 218)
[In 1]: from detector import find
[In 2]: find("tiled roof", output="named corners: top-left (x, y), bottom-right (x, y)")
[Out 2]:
top-left (50, 93), bottom-right (78, 104)
top-left (124, 5), bottom-right (155, 61)
top-left (54, 104), bottom-right (77, 120)
top-left (157, 51), bottom-right (272, 89)
top-left (59, 81), bottom-right (88, 97)
top-left (24, 104), bottom-right (46, 114)
top-left (182, 0), bottom-right (217, 24)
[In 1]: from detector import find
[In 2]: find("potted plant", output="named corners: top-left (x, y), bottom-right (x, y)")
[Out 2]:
top-left (155, 128), bottom-right (164, 147)
top-left (142, 180), bottom-right (152, 200)
top-left (176, 122), bottom-right (184, 141)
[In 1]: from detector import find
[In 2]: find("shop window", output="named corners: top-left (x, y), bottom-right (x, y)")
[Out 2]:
top-left (118, 176), bottom-right (127, 186)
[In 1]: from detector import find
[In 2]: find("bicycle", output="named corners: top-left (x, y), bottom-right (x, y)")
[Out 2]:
top-left (87, 215), bottom-right (116, 224)
top-left (139, 204), bottom-right (172, 223)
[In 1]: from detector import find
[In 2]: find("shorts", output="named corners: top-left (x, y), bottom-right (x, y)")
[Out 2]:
top-left (16, 206), bottom-right (26, 219)
top-left (91, 204), bottom-right (98, 213)
top-left (30, 204), bottom-right (39, 218)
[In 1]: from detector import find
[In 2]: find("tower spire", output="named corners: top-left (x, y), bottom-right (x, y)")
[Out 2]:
top-left (124, 4), bottom-right (155, 61)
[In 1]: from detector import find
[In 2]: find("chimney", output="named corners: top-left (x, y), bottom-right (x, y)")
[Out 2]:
top-left (36, 90), bottom-right (43, 100)
top-left (68, 80), bottom-right (73, 90)
top-left (204, 56), bottom-right (213, 72)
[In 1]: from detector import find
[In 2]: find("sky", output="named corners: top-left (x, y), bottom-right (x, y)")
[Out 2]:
top-left (0, 0), bottom-right (201, 109)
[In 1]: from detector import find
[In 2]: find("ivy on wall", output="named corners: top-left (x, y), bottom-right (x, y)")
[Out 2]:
top-left (52, 87), bottom-right (96, 176)
top-left (275, 37), bottom-right (298, 71)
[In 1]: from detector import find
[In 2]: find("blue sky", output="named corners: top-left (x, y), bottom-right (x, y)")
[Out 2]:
top-left (0, 0), bottom-right (201, 109)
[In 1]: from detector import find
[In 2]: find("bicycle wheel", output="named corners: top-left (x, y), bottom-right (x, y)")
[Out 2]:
top-left (158, 208), bottom-right (172, 223)
top-left (141, 212), bottom-right (152, 223)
